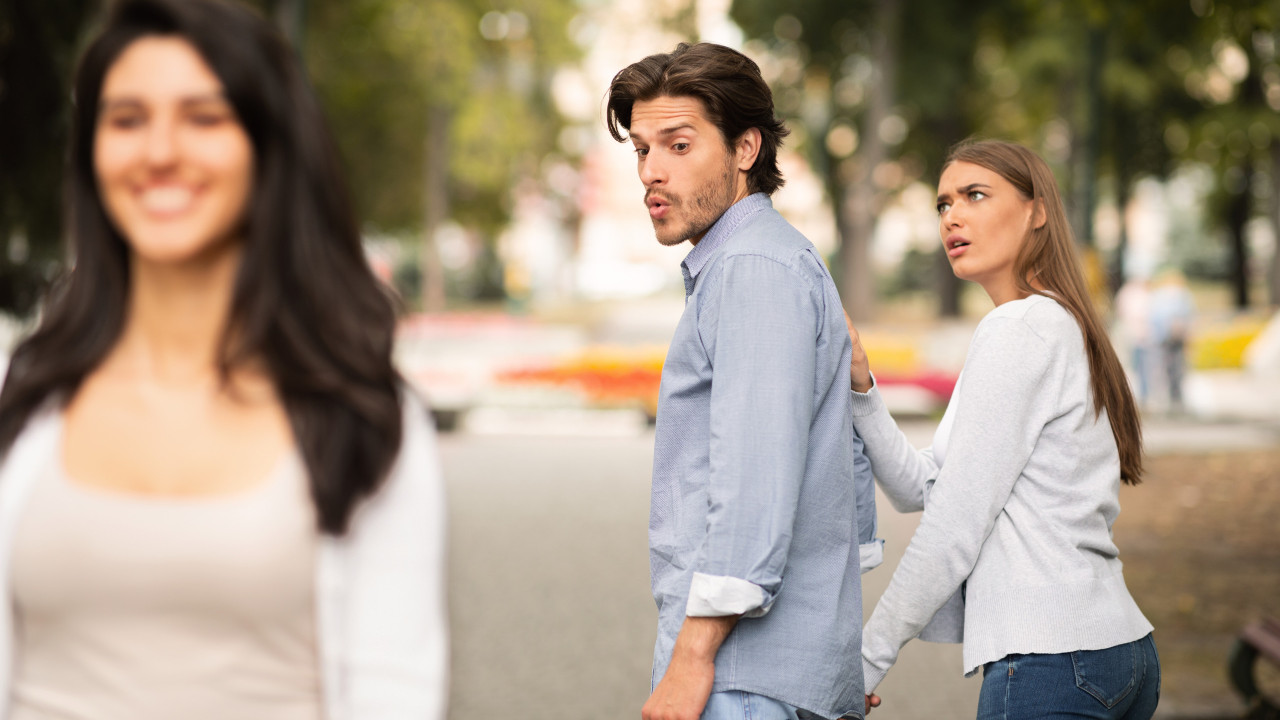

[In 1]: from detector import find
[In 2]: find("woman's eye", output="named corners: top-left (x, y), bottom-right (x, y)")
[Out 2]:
top-left (936, 202), bottom-right (951, 215)
top-left (189, 113), bottom-right (229, 127)
top-left (103, 113), bottom-right (144, 130)
top-left (673, 143), bottom-right (689, 152)
top-left (968, 191), bottom-right (986, 201)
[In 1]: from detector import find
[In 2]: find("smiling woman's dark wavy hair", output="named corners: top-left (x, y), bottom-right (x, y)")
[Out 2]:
top-left (0, 0), bottom-right (404, 534)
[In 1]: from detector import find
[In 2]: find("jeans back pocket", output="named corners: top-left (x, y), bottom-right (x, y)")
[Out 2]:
top-left (1071, 641), bottom-right (1138, 708)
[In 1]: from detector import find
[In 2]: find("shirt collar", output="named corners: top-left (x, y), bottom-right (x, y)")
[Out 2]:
top-left (680, 193), bottom-right (771, 294)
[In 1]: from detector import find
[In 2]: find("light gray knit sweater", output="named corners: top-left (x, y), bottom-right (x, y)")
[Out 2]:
top-left (852, 293), bottom-right (1153, 692)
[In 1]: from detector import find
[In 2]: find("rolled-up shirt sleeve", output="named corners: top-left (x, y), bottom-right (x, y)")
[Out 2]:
top-left (686, 572), bottom-right (770, 617)
top-left (852, 423), bottom-right (883, 574)
top-left (688, 253), bottom-right (819, 618)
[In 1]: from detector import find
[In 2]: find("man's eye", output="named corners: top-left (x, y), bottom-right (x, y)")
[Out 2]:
top-left (673, 143), bottom-right (689, 152)
top-left (634, 147), bottom-right (649, 158)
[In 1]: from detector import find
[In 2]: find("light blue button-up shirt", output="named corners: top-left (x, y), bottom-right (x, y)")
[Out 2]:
top-left (649, 193), bottom-right (879, 720)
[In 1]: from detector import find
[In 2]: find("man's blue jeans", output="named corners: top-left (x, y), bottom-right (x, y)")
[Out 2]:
top-left (700, 691), bottom-right (861, 720)
top-left (977, 634), bottom-right (1160, 720)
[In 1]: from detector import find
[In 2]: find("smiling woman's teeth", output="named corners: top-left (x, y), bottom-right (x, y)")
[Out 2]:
top-left (140, 187), bottom-right (193, 213)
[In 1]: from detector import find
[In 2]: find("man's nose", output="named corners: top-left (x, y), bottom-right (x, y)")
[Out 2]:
top-left (639, 153), bottom-right (665, 186)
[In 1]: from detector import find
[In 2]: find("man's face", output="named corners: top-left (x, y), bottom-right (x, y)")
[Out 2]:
top-left (628, 95), bottom-right (746, 246)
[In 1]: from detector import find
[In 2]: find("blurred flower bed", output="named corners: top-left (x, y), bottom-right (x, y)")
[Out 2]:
top-left (497, 341), bottom-right (960, 418)
top-left (1189, 317), bottom-right (1267, 370)
top-left (497, 347), bottom-right (666, 419)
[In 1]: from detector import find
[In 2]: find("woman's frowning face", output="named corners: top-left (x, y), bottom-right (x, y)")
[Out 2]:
top-left (936, 160), bottom-right (1042, 305)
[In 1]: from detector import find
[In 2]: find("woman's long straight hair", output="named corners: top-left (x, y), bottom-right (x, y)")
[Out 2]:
top-left (0, 0), bottom-right (406, 533)
top-left (945, 139), bottom-right (1143, 485)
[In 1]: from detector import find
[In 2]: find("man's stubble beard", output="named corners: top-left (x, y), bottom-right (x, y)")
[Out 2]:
top-left (653, 155), bottom-right (740, 247)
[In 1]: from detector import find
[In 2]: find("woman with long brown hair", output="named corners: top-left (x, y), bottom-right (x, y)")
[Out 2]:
top-left (849, 139), bottom-right (1158, 718)
top-left (0, 0), bottom-right (445, 717)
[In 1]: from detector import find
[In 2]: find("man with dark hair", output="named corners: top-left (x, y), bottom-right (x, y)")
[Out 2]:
top-left (606, 43), bottom-right (881, 720)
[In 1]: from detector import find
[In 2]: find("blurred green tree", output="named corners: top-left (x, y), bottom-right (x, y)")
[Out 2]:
top-left (733, 0), bottom-right (1280, 316)
top-left (300, 0), bottom-right (579, 309)
top-left (1170, 0), bottom-right (1279, 309)
top-left (731, 0), bottom-right (1030, 319)
top-left (0, 0), bottom-right (96, 318)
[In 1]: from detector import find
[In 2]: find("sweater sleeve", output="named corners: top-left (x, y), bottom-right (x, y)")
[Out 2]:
top-left (861, 317), bottom-right (1055, 692)
top-left (338, 392), bottom-right (449, 719)
top-left (849, 379), bottom-right (938, 514)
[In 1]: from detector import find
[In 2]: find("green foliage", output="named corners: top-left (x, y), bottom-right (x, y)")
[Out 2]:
top-left (304, 0), bottom-right (579, 240)
top-left (0, 0), bottom-right (96, 317)
top-left (732, 0), bottom-right (1280, 311)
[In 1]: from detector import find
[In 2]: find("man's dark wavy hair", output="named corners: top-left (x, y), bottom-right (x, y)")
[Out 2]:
top-left (606, 42), bottom-right (790, 195)
top-left (0, 0), bottom-right (405, 535)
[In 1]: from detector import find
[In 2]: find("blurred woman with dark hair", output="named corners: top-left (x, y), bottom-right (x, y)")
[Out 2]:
top-left (848, 140), bottom-right (1158, 719)
top-left (0, 0), bottom-right (446, 717)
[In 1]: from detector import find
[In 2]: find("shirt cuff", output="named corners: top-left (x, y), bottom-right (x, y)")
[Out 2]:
top-left (686, 572), bottom-right (771, 618)
top-left (859, 539), bottom-right (884, 574)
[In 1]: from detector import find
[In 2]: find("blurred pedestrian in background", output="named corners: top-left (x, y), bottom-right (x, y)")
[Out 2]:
top-left (846, 139), bottom-right (1158, 719)
top-left (1115, 274), bottom-right (1155, 408)
top-left (0, 0), bottom-right (446, 718)
top-left (1149, 267), bottom-right (1195, 414)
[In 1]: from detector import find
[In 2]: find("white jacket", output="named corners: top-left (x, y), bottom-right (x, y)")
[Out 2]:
top-left (0, 393), bottom-right (448, 719)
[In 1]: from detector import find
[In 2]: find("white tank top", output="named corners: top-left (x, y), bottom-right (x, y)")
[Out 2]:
top-left (9, 452), bottom-right (322, 720)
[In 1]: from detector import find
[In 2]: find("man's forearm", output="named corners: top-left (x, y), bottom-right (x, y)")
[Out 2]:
top-left (672, 615), bottom-right (739, 663)
top-left (642, 615), bottom-right (740, 720)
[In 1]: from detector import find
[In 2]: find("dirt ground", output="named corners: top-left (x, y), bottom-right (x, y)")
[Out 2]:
top-left (1116, 447), bottom-right (1280, 717)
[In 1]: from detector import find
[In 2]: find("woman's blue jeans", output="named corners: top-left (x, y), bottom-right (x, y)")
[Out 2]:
top-left (977, 634), bottom-right (1160, 719)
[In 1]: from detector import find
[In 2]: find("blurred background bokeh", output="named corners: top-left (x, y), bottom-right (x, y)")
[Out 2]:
top-left (4, 0), bottom-right (1280, 417)
top-left (3, 1), bottom-right (1279, 718)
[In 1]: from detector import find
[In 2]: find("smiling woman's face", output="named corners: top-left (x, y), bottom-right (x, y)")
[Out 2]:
top-left (94, 35), bottom-right (254, 268)
top-left (936, 160), bottom-right (1041, 305)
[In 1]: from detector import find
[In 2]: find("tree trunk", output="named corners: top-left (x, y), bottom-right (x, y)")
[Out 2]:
top-left (1271, 142), bottom-right (1280, 308)
top-left (420, 104), bottom-right (450, 312)
top-left (936, 250), bottom-right (961, 317)
top-left (273, 0), bottom-right (306, 50)
top-left (1226, 157), bottom-right (1252, 311)
top-left (1110, 168), bottom-right (1131, 297)
top-left (1072, 26), bottom-right (1104, 250)
top-left (840, 0), bottom-right (901, 322)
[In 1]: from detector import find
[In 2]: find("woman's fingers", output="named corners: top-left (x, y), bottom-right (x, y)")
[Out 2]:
top-left (843, 310), bottom-right (873, 393)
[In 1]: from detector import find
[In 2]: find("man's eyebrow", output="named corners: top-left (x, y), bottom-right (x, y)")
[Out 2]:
top-left (629, 123), bottom-right (697, 143)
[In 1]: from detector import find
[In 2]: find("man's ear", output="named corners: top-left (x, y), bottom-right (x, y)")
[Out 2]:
top-left (736, 128), bottom-right (762, 172)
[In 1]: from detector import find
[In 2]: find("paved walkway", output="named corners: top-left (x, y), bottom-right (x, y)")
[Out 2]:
top-left (440, 407), bottom-right (1277, 720)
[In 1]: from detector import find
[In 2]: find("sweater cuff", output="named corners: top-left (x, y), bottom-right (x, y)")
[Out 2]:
top-left (849, 376), bottom-right (886, 418)
top-left (862, 657), bottom-right (888, 694)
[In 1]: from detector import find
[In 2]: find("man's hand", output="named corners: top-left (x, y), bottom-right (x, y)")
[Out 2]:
top-left (865, 693), bottom-right (882, 714)
top-left (641, 616), bottom-right (738, 720)
top-left (843, 311), bottom-right (873, 393)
